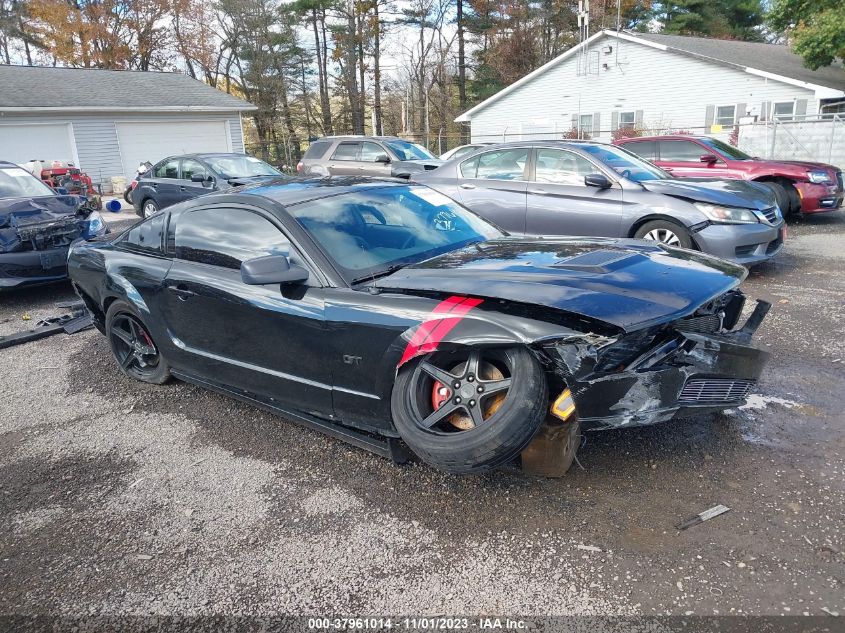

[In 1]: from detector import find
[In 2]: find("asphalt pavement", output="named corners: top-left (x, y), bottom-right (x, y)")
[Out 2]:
top-left (0, 213), bottom-right (842, 619)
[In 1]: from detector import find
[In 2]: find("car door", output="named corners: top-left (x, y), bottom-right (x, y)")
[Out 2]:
top-left (524, 148), bottom-right (624, 237)
top-left (657, 139), bottom-right (729, 178)
top-left (160, 203), bottom-right (331, 415)
top-left (358, 141), bottom-right (393, 176)
top-left (327, 141), bottom-right (363, 176)
top-left (176, 158), bottom-right (211, 203)
top-left (145, 158), bottom-right (182, 208)
top-left (453, 147), bottom-right (529, 233)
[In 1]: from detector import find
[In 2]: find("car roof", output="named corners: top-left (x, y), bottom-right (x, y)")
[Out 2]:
top-left (618, 135), bottom-right (708, 141)
top-left (0, 160), bottom-right (21, 169)
top-left (238, 176), bottom-right (410, 206)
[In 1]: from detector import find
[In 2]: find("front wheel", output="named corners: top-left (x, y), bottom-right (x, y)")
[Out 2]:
top-left (634, 220), bottom-right (693, 249)
top-left (391, 347), bottom-right (548, 474)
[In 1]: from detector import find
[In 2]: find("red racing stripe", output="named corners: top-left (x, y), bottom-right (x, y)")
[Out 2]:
top-left (399, 296), bottom-right (484, 366)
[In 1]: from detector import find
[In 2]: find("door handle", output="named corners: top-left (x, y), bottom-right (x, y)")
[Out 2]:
top-left (167, 284), bottom-right (196, 301)
top-left (663, 167), bottom-right (674, 172)
top-left (527, 188), bottom-right (547, 195)
top-left (459, 183), bottom-right (476, 190)
top-left (179, 186), bottom-right (187, 192)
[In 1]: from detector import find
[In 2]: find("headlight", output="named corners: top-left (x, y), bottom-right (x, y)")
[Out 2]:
top-left (807, 170), bottom-right (832, 184)
top-left (82, 211), bottom-right (105, 237)
top-left (693, 202), bottom-right (759, 224)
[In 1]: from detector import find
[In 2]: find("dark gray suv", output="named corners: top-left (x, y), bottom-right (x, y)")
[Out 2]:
top-left (414, 141), bottom-right (785, 265)
top-left (297, 136), bottom-right (442, 179)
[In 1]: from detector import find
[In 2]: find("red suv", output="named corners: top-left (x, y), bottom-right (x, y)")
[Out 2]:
top-left (615, 135), bottom-right (843, 217)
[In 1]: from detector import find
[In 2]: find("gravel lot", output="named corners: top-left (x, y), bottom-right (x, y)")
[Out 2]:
top-left (0, 212), bottom-right (843, 619)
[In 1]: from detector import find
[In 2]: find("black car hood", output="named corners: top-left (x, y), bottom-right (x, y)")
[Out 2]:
top-left (642, 178), bottom-right (775, 211)
top-left (379, 238), bottom-right (747, 332)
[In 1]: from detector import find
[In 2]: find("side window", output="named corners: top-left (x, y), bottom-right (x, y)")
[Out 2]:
top-left (181, 159), bottom-right (207, 181)
top-left (534, 149), bottom-right (597, 185)
top-left (123, 212), bottom-right (166, 254)
top-left (621, 141), bottom-right (657, 161)
top-left (154, 159), bottom-right (179, 179)
top-left (331, 142), bottom-right (361, 161)
top-left (175, 208), bottom-right (291, 270)
top-left (360, 142), bottom-right (388, 162)
top-left (465, 149), bottom-right (528, 181)
top-left (658, 140), bottom-right (708, 162)
top-left (303, 140), bottom-right (332, 159)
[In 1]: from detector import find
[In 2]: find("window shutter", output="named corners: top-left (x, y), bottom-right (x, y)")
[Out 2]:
top-left (760, 101), bottom-right (770, 122)
top-left (736, 103), bottom-right (746, 122)
top-left (593, 112), bottom-right (601, 135)
top-left (796, 99), bottom-right (808, 119)
top-left (704, 105), bottom-right (715, 129)
top-left (611, 111), bottom-right (619, 131)
top-left (635, 110), bottom-right (644, 125)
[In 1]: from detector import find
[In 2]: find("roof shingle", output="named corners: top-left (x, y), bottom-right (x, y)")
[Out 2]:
top-left (0, 65), bottom-right (256, 111)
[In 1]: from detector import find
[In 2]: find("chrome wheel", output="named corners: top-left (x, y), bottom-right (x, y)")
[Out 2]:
top-left (143, 200), bottom-right (158, 218)
top-left (643, 227), bottom-right (681, 246)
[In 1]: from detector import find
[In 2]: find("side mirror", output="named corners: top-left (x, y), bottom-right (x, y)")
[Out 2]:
top-left (375, 154), bottom-right (391, 164)
top-left (241, 254), bottom-right (309, 285)
top-left (700, 154), bottom-right (719, 164)
top-left (584, 173), bottom-right (612, 189)
top-left (190, 173), bottom-right (206, 183)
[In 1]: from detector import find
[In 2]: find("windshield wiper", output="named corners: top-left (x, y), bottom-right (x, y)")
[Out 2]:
top-left (351, 263), bottom-right (408, 286)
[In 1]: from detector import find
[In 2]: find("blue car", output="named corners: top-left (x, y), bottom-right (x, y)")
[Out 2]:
top-left (132, 153), bottom-right (286, 218)
top-left (0, 160), bottom-right (106, 290)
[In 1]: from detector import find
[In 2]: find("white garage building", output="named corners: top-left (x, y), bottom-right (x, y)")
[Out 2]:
top-left (0, 65), bottom-right (256, 186)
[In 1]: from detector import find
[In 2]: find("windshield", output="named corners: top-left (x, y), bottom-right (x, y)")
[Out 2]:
top-left (205, 155), bottom-right (281, 179)
top-left (579, 144), bottom-right (671, 182)
top-left (0, 166), bottom-right (56, 199)
top-left (383, 139), bottom-right (436, 161)
top-left (699, 138), bottom-right (753, 160)
top-left (287, 184), bottom-right (502, 283)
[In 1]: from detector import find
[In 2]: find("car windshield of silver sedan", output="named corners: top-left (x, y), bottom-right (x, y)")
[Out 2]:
top-left (287, 185), bottom-right (502, 283)
top-left (384, 139), bottom-right (436, 161)
top-left (205, 156), bottom-right (281, 179)
top-left (0, 166), bottom-right (56, 199)
top-left (580, 145), bottom-right (671, 182)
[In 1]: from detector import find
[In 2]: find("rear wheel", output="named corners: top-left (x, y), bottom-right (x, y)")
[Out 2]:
top-left (106, 301), bottom-right (170, 384)
top-left (634, 220), bottom-right (693, 249)
top-left (391, 347), bottom-right (548, 474)
top-left (141, 198), bottom-right (159, 218)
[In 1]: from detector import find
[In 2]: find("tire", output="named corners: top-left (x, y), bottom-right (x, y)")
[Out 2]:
top-left (105, 300), bottom-right (170, 385)
top-left (783, 182), bottom-right (802, 218)
top-left (758, 181), bottom-right (790, 218)
top-left (634, 219), bottom-right (693, 249)
top-left (124, 187), bottom-right (133, 205)
top-left (141, 198), bottom-right (159, 218)
top-left (391, 346), bottom-right (548, 474)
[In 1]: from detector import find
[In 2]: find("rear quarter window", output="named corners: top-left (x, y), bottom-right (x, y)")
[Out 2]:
top-left (303, 141), bottom-right (332, 160)
top-left (122, 212), bottom-right (167, 254)
top-left (620, 140), bottom-right (657, 161)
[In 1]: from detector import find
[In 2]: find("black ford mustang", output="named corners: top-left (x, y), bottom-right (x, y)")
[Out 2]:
top-left (68, 178), bottom-right (770, 476)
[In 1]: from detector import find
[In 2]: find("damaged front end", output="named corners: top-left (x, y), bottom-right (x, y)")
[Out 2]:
top-left (543, 290), bottom-right (771, 429)
top-left (0, 196), bottom-right (105, 289)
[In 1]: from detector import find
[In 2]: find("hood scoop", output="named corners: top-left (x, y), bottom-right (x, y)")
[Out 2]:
top-left (552, 249), bottom-right (637, 273)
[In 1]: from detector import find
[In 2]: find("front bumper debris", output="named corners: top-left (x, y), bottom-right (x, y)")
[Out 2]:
top-left (0, 300), bottom-right (93, 349)
top-left (545, 299), bottom-right (771, 429)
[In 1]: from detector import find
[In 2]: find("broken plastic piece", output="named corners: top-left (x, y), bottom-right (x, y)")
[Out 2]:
top-left (676, 504), bottom-right (731, 530)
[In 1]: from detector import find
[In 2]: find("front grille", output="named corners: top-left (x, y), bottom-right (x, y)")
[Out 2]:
top-left (679, 378), bottom-right (755, 404)
top-left (759, 206), bottom-right (779, 224)
top-left (677, 314), bottom-right (722, 334)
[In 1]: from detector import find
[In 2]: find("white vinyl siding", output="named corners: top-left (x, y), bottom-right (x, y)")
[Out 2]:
top-left (0, 112), bottom-right (246, 183)
top-left (466, 33), bottom-right (819, 143)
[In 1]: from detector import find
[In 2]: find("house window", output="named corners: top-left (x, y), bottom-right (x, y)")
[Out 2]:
top-left (772, 101), bottom-right (795, 121)
top-left (715, 105), bottom-right (736, 126)
top-left (619, 111), bottom-right (636, 128)
top-left (579, 114), bottom-right (593, 136)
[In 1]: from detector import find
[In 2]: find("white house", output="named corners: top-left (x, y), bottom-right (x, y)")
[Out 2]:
top-left (456, 30), bottom-right (845, 144)
top-left (0, 65), bottom-right (256, 185)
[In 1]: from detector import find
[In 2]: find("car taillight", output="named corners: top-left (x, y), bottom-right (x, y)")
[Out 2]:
top-left (129, 181), bottom-right (138, 190)
top-left (296, 162), bottom-right (303, 173)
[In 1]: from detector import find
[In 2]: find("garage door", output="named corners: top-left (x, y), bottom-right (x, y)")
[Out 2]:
top-left (0, 123), bottom-right (77, 166)
top-left (115, 120), bottom-right (231, 178)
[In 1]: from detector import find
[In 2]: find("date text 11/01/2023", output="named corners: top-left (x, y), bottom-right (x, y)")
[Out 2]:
top-left (307, 617), bottom-right (527, 630)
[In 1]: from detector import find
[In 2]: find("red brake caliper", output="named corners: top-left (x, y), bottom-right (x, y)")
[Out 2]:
top-left (431, 381), bottom-right (452, 410)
